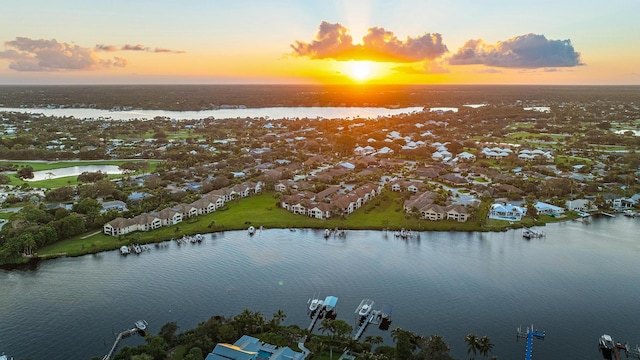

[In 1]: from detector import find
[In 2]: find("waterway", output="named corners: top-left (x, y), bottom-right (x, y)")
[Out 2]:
top-left (1, 216), bottom-right (639, 360)
top-left (0, 106), bottom-right (425, 121)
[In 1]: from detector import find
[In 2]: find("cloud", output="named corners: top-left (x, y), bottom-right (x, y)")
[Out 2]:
top-left (95, 43), bottom-right (185, 54)
top-left (122, 44), bottom-right (148, 51)
top-left (449, 33), bottom-right (583, 68)
top-left (291, 21), bottom-right (447, 63)
top-left (392, 60), bottom-right (450, 74)
top-left (154, 47), bottom-right (186, 54)
top-left (476, 68), bottom-right (503, 74)
top-left (95, 44), bottom-right (119, 52)
top-left (0, 37), bottom-right (125, 71)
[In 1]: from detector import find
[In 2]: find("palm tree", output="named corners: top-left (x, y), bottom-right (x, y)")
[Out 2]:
top-left (464, 333), bottom-right (479, 359)
top-left (319, 318), bottom-right (337, 360)
top-left (270, 309), bottom-right (286, 330)
top-left (478, 336), bottom-right (494, 358)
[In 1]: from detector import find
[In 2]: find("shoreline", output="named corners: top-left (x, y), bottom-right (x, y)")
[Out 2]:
top-left (1, 221), bottom-right (544, 270)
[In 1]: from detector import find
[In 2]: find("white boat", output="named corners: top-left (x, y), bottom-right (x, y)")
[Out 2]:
top-left (1, 353), bottom-right (13, 360)
top-left (120, 246), bottom-right (130, 255)
top-left (133, 244), bottom-right (142, 254)
top-left (599, 334), bottom-right (614, 350)
top-left (248, 226), bottom-right (255, 235)
top-left (355, 298), bottom-right (375, 317)
top-left (324, 228), bottom-right (331, 238)
top-left (308, 298), bottom-right (323, 312)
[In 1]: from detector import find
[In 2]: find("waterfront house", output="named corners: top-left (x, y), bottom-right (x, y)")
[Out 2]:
top-left (488, 203), bottom-right (526, 221)
top-left (565, 199), bottom-right (595, 212)
top-left (156, 207), bottom-right (183, 226)
top-left (205, 335), bottom-right (304, 360)
top-left (191, 197), bottom-right (216, 215)
top-left (307, 202), bottom-right (332, 219)
top-left (133, 213), bottom-right (162, 232)
top-left (103, 217), bottom-right (137, 236)
top-left (173, 203), bottom-right (198, 219)
top-left (534, 201), bottom-right (565, 216)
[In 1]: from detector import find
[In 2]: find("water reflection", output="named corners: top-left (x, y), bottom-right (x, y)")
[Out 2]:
top-left (28, 165), bottom-right (122, 181)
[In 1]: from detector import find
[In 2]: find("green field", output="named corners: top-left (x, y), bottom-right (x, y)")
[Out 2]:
top-left (3, 160), bottom-right (159, 188)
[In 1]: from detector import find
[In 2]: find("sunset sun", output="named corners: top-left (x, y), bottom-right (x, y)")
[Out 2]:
top-left (346, 60), bottom-right (374, 82)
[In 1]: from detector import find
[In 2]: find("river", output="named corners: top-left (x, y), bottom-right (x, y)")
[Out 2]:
top-left (1, 216), bottom-right (639, 360)
top-left (0, 106), bottom-right (425, 121)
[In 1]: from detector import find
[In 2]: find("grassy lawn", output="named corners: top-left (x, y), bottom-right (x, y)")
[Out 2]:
top-left (3, 160), bottom-right (136, 172)
top-left (555, 155), bottom-right (592, 165)
top-left (36, 192), bottom-right (584, 260)
top-left (4, 160), bottom-right (160, 188)
top-left (506, 132), bottom-right (567, 141)
top-left (38, 191), bottom-right (512, 258)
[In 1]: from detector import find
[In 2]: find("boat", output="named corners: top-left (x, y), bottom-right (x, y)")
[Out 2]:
top-left (523, 228), bottom-right (545, 239)
top-left (624, 209), bottom-right (638, 217)
top-left (194, 233), bottom-right (203, 242)
top-left (324, 228), bottom-right (331, 238)
top-left (308, 298), bottom-right (323, 312)
top-left (135, 319), bottom-right (148, 332)
top-left (599, 334), bottom-right (614, 350)
top-left (133, 244), bottom-right (142, 254)
top-left (248, 226), bottom-right (255, 235)
top-left (359, 304), bottom-right (372, 316)
top-left (120, 246), bottom-right (130, 255)
top-left (355, 298), bottom-right (375, 317)
top-left (1, 353), bottom-right (13, 360)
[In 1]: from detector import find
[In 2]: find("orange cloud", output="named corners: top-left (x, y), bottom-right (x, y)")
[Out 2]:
top-left (95, 44), bottom-right (185, 54)
top-left (291, 21), bottom-right (448, 63)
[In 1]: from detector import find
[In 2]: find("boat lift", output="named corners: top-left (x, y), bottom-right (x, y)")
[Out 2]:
top-left (516, 324), bottom-right (545, 360)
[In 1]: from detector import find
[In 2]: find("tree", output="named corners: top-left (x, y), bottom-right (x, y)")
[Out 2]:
top-left (464, 333), bottom-right (479, 359)
top-left (478, 336), bottom-right (494, 358)
top-left (17, 165), bottom-right (34, 180)
top-left (45, 186), bottom-right (75, 202)
top-left (159, 321), bottom-right (179, 344)
top-left (183, 347), bottom-right (204, 360)
top-left (269, 309), bottom-right (287, 330)
top-left (392, 327), bottom-right (418, 359)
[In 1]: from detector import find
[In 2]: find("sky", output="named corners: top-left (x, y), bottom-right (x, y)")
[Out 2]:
top-left (1, 0), bottom-right (638, 85)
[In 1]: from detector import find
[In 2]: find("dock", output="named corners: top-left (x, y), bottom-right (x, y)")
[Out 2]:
top-left (103, 320), bottom-right (148, 360)
top-left (306, 295), bottom-right (338, 331)
top-left (353, 311), bottom-right (377, 340)
top-left (600, 212), bottom-right (616, 217)
top-left (516, 324), bottom-right (545, 360)
top-left (599, 334), bottom-right (640, 360)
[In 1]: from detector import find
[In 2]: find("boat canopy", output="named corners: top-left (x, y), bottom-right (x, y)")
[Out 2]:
top-left (323, 296), bottom-right (338, 308)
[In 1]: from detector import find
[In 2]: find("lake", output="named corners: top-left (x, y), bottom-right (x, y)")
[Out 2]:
top-left (0, 106), bottom-right (425, 121)
top-left (1, 216), bottom-right (639, 360)
top-left (27, 165), bottom-right (122, 181)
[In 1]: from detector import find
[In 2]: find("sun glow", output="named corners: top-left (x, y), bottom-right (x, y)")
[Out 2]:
top-left (346, 60), bottom-right (374, 82)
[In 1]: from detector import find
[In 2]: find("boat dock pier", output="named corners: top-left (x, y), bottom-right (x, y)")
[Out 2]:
top-left (102, 320), bottom-right (148, 360)
top-left (599, 334), bottom-right (640, 360)
top-left (306, 295), bottom-right (338, 332)
top-left (516, 324), bottom-right (545, 360)
top-left (307, 307), bottom-right (323, 331)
